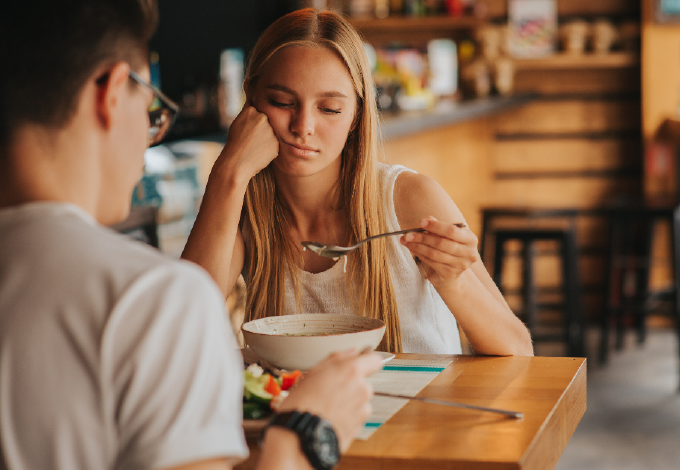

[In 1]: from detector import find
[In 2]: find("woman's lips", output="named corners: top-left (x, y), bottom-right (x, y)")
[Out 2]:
top-left (283, 141), bottom-right (319, 157)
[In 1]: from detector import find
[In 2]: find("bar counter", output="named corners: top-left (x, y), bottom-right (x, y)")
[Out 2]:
top-left (380, 94), bottom-right (534, 139)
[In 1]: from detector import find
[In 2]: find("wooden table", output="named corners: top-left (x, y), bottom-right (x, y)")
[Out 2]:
top-left (237, 354), bottom-right (586, 470)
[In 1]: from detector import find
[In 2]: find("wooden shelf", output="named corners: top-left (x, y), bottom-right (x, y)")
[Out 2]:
top-left (513, 52), bottom-right (640, 71)
top-left (348, 15), bottom-right (483, 33)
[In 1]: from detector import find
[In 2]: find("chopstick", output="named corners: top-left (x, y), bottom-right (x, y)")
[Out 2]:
top-left (374, 392), bottom-right (524, 419)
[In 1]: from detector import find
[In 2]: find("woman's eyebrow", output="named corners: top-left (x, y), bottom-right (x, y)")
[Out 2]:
top-left (265, 83), bottom-right (349, 99)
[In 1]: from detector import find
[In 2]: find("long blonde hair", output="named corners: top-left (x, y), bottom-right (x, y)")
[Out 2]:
top-left (242, 8), bottom-right (402, 352)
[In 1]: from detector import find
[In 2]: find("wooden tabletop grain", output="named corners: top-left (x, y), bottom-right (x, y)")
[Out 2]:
top-left (237, 354), bottom-right (587, 470)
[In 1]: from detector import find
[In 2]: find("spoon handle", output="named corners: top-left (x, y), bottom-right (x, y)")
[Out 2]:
top-left (353, 227), bottom-right (426, 248)
top-left (353, 223), bottom-right (467, 249)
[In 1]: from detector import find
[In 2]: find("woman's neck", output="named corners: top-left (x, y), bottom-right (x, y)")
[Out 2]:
top-left (273, 163), bottom-right (351, 272)
top-left (273, 163), bottom-right (343, 234)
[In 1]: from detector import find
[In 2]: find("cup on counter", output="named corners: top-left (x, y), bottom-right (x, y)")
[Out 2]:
top-left (427, 39), bottom-right (458, 98)
top-left (492, 57), bottom-right (514, 96)
top-left (461, 59), bottom-right (491, 98)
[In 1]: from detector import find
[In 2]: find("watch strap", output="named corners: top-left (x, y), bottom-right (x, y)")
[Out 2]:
top-left (265, 410), bottom-right (320, 436)
top-left (261, 410), bottom-right (339, 470)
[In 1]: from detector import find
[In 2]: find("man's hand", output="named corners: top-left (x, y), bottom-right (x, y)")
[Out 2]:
top-left (276, 349), bottom-right (383, 452)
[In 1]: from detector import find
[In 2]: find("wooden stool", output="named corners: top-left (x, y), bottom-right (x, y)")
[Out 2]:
top-left (600, 202), bottom-right (680, 378)
top-left (492, 227), bottom-right (585, 357)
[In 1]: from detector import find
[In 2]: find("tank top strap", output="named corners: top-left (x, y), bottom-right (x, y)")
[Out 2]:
top-left (378, 162), bottom-right (417, 232)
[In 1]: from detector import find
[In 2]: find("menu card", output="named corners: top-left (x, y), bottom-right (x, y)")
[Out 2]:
top-left (357, 358), bottom-right (453, 440)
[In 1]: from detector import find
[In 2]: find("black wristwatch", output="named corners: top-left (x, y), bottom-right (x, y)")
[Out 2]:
top-left (261, 410), bottom-right (340, 470)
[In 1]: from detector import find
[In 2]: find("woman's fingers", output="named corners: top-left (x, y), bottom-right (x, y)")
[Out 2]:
top-left (221, 105), bottom-right (279, 175)
top-left (402, 223), bottom-right (477, 260)
top-left (400, 217), bottom-right (479, 282)
top-left (421, 217), bottom-right (473, 241)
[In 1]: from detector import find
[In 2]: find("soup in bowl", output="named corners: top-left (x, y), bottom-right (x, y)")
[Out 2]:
top-left (242, 313), bottom-right (386, 371)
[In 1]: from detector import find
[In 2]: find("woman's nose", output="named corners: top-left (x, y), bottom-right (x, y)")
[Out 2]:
top-left (290, 106), bottom-right (315, 137)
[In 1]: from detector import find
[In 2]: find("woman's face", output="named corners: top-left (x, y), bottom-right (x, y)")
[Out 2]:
top-left (250, 45), bottom-right (358, 178)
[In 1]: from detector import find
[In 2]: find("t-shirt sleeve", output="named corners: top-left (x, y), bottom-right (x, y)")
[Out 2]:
top-left (103, 261), bottom-right (248, 470)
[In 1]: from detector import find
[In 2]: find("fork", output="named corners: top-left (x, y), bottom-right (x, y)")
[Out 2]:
top-left (301, 223), bottom-right (466, 259)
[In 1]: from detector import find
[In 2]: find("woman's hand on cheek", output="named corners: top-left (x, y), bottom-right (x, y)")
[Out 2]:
top-left (400, 216), bottom-right (479, 290)
top-left (217, 105), bottom-right (279, 182)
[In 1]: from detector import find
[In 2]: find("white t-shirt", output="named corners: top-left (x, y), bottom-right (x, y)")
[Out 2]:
top-left (0, 202), bottom-right (248, 470)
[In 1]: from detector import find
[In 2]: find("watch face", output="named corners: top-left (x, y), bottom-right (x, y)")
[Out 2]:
top-left (310, 420), bottom-right (340, 468)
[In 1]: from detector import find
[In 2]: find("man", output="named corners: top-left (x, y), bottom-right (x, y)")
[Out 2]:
top-left (0, 1), bottom-right (381, 469)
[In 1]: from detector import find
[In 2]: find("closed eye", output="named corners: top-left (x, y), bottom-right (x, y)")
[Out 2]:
top-left (321, 108), bottom-right (341, 114)
top-left (268, 98), bottom-right (293, 108)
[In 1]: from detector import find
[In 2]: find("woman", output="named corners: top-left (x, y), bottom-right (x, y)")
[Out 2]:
top-left (182, 8), bottom-right (533, 356)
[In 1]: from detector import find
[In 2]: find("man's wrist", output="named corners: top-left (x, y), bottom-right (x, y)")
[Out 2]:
top-left (259, 427), bottom-right (314, 470)
top-left (260, 411), bottom-right (340, 470)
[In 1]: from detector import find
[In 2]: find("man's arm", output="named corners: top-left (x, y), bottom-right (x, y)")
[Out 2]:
top-left (162, 350), bottom-right (383, 470)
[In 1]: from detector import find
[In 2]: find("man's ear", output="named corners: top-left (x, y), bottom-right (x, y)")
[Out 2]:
top-left (95, 62), bottom-right (131, 130)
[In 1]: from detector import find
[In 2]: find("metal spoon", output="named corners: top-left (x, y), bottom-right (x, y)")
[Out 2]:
top-left (301, 224), bottom-right (466, 259)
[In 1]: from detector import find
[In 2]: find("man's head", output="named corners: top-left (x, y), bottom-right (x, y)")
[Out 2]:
top-left (0, 0), bottom-right (159, 223)
top-left (0, 0), bottom-right (158, 149)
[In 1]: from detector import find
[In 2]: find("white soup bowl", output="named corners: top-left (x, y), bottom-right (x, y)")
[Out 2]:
top-left (242, 313), bottom-right (386, 371)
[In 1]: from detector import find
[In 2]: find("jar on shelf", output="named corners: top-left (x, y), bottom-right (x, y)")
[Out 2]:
top-left (591, 18), bottom-right (617, 54)
top-left (559, 19), bottom-right (589, 55)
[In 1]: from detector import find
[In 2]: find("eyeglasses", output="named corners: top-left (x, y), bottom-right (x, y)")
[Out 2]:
top-left (128, 70), bottom-right (179, 146)
top-left (96, 69), bottom-right (180, 147)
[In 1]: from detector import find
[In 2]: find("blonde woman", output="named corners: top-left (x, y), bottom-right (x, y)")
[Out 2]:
top-left (182, 8), bottom-right (533, 356)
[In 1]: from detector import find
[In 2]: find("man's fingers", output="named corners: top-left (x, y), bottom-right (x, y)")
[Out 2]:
top-left (355, 350), bottom-right (384, 376)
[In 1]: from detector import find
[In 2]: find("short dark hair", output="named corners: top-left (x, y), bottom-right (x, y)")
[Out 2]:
top-left (0, 0), bottom-right (159, 150)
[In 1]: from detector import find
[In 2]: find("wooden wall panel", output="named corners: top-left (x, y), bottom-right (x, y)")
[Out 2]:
top-left (496, 252), bottom-right (607, 290)
top-left (383, 118), bottom-right (495, 237)
top-left (513, 69), bottom-right (640, 95)
top-left (492, 138), bottom-right (641, 173)
top-left (641, 0), bottom-right (680, 141)
top-left (490, 178), bottom-right (640, 208)
top-left (494, 100), bottom-right (641, 135)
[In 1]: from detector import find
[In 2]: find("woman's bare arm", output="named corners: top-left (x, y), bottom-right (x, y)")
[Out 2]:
top-left (394, 171), bottom-right (533, 356)
top-left (181, 106), bottom-right (279, 297)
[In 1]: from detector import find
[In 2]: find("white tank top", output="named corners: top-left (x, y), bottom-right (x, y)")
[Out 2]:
top-left (278, 163), bottom-right (462, 354)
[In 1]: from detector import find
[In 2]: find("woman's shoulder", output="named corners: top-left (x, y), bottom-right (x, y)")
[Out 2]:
top-left (393, 170), bottom-right (464, 228)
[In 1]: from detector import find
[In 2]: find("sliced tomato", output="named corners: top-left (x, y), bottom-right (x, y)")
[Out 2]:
top-left (280, 370), bottom-right (303, 391)
top-left (264, 373), bottom-right (281, 396)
